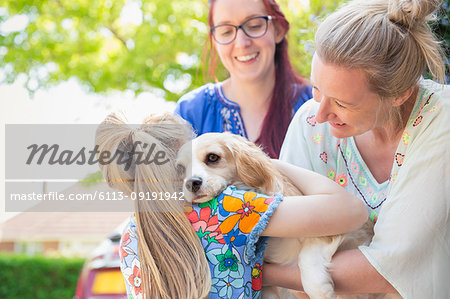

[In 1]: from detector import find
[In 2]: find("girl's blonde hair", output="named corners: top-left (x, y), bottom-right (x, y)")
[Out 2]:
top-left (315, 0), bottom-right (446, 130)
top-left (95, 112), bottom-right (211, 299)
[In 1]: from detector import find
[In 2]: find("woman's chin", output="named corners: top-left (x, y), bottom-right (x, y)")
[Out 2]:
top-left (329, 125), bottom-right (351, 139)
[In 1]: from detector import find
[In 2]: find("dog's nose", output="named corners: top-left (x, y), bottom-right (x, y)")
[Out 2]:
top-left (185, 177), bottom-right (203, 193)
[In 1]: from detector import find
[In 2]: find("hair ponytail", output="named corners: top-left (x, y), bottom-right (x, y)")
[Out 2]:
top-left (388, 0), bottom-right (441, 26)
top-left (96, 112), bottom-right (211, 299)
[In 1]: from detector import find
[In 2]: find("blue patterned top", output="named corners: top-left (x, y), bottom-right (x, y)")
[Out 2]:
top-left (174, 82), bottom-right (312, 146)
top-left (119, 186), bottom-right (283, 299)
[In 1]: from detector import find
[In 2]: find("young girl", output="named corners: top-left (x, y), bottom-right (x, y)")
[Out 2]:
top-left (96, 112), bottom-right (367, 298)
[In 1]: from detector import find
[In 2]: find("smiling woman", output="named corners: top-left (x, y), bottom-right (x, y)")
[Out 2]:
top-left (278, 0), bottom-right (450, 297)
top-left (175, 0), bottom-right (312, 158)
top-left (310, 54), bottom-right (394, 140)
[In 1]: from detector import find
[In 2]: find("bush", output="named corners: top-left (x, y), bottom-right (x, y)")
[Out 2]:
top-left (0, 253), bottom-right (85, 299)
top-left (430, 0), bottom-right (450, 82)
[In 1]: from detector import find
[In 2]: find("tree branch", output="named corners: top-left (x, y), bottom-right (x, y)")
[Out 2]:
top-left (106, 25), bottom-right (128, 49)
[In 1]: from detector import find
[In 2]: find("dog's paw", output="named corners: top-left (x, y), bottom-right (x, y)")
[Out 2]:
top-left (304, 282), bottom-right (336, 299)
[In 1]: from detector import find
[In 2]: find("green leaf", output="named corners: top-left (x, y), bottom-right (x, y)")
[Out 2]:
top-left (1, 0), bottom-right (356, 99)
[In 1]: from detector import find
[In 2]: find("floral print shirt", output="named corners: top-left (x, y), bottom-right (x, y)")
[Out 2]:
top-left (120, 186), bottom-right (283, 299)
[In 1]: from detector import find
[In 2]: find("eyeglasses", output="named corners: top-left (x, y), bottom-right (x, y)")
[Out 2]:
top-left (210, 16), bottom-right (273, 45)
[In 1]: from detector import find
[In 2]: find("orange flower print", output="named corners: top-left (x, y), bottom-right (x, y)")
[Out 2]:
top-left (120, 232), bottom-right (131, 263)
top-left (183, 204), bottom-right (194, 215)
top-left (336, 174), bottom-right (348, 187)
top-left (220, 192), bottom-right (272, 234)
top-left (128, 264), bottom-right (142, 296)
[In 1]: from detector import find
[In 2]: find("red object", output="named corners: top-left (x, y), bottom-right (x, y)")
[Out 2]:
top-left (74, 232), bottom-right (127, 299)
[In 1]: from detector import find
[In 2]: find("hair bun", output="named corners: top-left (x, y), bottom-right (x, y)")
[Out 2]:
top-left (388, 0), bottom-right (441, 27)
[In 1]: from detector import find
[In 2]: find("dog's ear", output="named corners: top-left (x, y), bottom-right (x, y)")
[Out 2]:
top-left (226, 136), bottom-right (280, 194)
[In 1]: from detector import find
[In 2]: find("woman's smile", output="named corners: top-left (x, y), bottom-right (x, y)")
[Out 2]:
top-left (235, 52), bottom-right (259, 62)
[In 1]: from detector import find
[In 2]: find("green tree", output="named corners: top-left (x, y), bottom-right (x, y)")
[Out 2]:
top-left (431, 0), bottom-right (450, 82)
top-left (281, 0), bottom-right (343, 79)
top-left (1, 0), bottom-right (342, 101)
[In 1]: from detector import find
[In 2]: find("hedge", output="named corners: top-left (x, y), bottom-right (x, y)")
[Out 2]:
top-left (0, 253), bottom-right (85, 299)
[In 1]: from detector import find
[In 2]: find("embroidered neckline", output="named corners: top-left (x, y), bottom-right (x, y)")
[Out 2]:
top-left (216, 83), bottom-right (241, 109)
top-left (214, 83), bottom-right (248, 138)
top-left (338, 142), bottom-right (387, 210)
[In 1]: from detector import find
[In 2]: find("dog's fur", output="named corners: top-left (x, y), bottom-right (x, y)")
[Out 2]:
top-left (177, 132), bottom-right (386, 299)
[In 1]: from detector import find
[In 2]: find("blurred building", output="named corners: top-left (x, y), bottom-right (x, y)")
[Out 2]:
top-left (0, 182), bottom-right (130, 257)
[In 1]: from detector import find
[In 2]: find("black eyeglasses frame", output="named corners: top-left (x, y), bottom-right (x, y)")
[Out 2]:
top-left (210, 15), bottom-right (274, 45)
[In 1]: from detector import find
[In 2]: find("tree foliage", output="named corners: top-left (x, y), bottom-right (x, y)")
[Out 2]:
top-left (0, 0), bottom-right (366, 101)
top-left (432, 0), bottom-right (450, 82)
top-left (1, 0), bottom-right (211, 101)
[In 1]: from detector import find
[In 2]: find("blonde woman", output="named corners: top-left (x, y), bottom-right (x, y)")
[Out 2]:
top-left (272, 0), bottom-right (450, 297)
top-left (95, 113), bottom-right (368, 298)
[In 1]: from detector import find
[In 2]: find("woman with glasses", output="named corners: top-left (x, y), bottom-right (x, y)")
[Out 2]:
top-left (175, 0), bottom-right (312, 158)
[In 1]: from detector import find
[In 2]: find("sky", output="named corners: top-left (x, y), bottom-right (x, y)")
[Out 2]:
top-left (0, 76), bottom-right (176, 223)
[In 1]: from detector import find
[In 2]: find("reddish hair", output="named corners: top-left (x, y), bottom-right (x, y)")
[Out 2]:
top-left (207, 0), bottom-right (309, 158)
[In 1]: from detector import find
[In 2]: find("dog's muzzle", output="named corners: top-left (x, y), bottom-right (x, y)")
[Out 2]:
top-left (185, 177), bottom-right (203, 193)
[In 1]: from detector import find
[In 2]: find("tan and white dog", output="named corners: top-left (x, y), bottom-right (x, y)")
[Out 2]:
top-left (176, 132), bottom-right (379, 299)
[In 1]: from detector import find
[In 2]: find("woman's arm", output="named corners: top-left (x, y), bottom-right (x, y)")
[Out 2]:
top-left (263, 249), bottom-right (397, 294)
top-left (261, 160), bottom-right (368, 237)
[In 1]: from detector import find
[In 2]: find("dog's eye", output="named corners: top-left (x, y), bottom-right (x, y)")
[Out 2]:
top-left (176, 164), bottom-right (186, 176)
top-left (206, 153), bottom-right (220, 164)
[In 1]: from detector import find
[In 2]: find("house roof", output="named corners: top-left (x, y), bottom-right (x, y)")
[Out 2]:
top-left (0, 182), bottom-right (131, 242)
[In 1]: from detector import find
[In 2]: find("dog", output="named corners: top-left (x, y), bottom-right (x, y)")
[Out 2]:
top-left (176, 132), bottom-right (381, 299)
